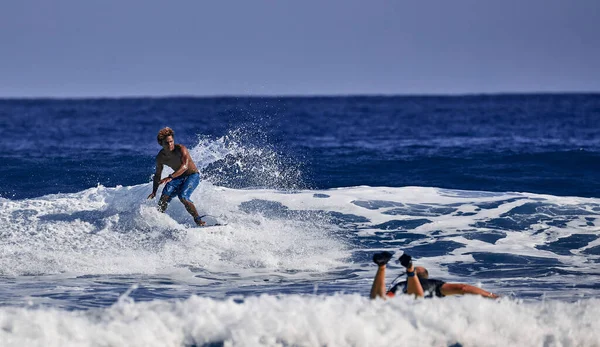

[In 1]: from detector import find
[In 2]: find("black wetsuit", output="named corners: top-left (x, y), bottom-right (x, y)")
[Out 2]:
top-left (388, 278), bottom-right (446, 298)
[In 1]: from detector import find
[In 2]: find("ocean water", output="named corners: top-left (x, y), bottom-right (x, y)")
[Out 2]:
top-left (1, 95), bottom-right (600, 346)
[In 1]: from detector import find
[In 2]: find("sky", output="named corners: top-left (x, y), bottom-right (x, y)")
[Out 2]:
top-left (1, 0), bottom-right (599, 97)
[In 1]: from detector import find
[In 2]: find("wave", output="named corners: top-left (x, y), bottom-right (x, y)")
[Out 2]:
top-left (0, 183), bottom-right (347, 277)
top-left (1, 293), bottom-right (598, 347)
top-left (192, 129), bottom-right (306, 190)
top-left (1, 182), bottom-right (599, 299)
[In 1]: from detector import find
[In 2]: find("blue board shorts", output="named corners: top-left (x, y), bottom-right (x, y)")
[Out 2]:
top-left (161, 172), bottom-right (200, 202)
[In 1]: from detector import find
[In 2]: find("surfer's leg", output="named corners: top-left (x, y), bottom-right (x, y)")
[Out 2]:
top-left (180, 198), bottom-right (198, 218)
top-left (158, 195), bottom-right (170, 212)
top-left (180, 199), bottom-right (205, 226)
top-left (178, 173), bottom-right (203, 225)
top-left (159, 179), bottom-right (179, 212)
top-left (439, 283), bottom-right (499, 299)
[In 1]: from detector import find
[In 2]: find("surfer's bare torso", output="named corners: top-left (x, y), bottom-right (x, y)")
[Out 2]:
top-left (156, 144), bottom-right (198, 176)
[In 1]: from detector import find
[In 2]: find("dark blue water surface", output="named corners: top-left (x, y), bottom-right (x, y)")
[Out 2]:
top-left (1, 94), bottom-right (599, 199)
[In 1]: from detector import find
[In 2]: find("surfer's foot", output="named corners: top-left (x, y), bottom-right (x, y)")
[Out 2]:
top-left (373, 251), bottom-right (393, 266)
top-left (194, 216), bottom-right (206, 226)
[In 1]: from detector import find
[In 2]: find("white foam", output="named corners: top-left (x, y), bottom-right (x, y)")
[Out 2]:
top-left (0, 294), bottom-right (598, 347)
top-left (2, 183), bottom-right (599, 295)
top-left (0, 183), bottom-right (348, 279)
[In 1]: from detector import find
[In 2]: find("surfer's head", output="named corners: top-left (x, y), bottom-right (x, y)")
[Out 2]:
top-left (415, 266), bottom-right (429, 279)
top-left (157, 127), bottom-right (175, 145)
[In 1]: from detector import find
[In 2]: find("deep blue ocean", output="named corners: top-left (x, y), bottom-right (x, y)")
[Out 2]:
top-left (1, 95), bottom-right (600, 346)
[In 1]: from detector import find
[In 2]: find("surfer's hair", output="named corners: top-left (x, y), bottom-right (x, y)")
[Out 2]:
top-left (416, 266), bottom-right (429, 279)
top-left (157, 127), bottom-right (174, 145)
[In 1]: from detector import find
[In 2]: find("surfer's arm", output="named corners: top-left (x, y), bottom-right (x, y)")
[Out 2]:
top-left (440, 283), bottom-right (499, 299)
top-left (148, 159), bottom-right (163, 198)
top-left (170, 145), bottom-right (191, 178)
top-left (405, 264), bottom-right (424, 297)
top-left (370, 264), bottom-right (388, 299)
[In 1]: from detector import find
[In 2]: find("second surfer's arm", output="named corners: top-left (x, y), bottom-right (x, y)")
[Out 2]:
top-left (405, 264), bottom-right (424, 297)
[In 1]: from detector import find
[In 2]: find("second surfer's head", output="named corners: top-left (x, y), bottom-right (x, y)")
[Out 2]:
top-left (415, 266), bottom-right (429, 279)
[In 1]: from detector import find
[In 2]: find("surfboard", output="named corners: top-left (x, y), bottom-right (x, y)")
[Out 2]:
top-left (196, 215), bottom-right (227, 228)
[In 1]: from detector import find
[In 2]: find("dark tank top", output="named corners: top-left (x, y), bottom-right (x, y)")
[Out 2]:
top-left (388, 278), bottom-right (446, 298)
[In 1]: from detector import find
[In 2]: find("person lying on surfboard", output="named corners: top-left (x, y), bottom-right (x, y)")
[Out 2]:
top-left (147, 127), bottom-right (205, 226)
top-left (370, 251), bottom-right (499, 299)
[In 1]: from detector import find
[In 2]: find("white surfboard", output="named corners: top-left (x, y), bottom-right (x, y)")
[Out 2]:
top-left (196, 215), bottom-right (227, 228)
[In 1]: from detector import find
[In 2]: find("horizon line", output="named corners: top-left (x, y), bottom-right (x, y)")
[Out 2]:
top-left (1, 91), bottom-right (599, 101)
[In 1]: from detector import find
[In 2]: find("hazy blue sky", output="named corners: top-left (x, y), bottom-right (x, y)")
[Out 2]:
top-left (1, 0), bottom-right (599, 97)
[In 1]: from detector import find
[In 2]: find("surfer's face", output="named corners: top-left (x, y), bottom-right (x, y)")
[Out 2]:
top-left (161, 136), bottom-right (175, 152)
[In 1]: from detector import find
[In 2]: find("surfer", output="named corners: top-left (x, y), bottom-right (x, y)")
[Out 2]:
top-left (147, 127), bottom-right (205, 226)
top-left (370, 251), bottom-right (499, 299)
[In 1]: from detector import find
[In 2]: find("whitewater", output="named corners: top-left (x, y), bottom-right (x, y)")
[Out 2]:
top-left (2, 178), bottom-right (600, 345)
